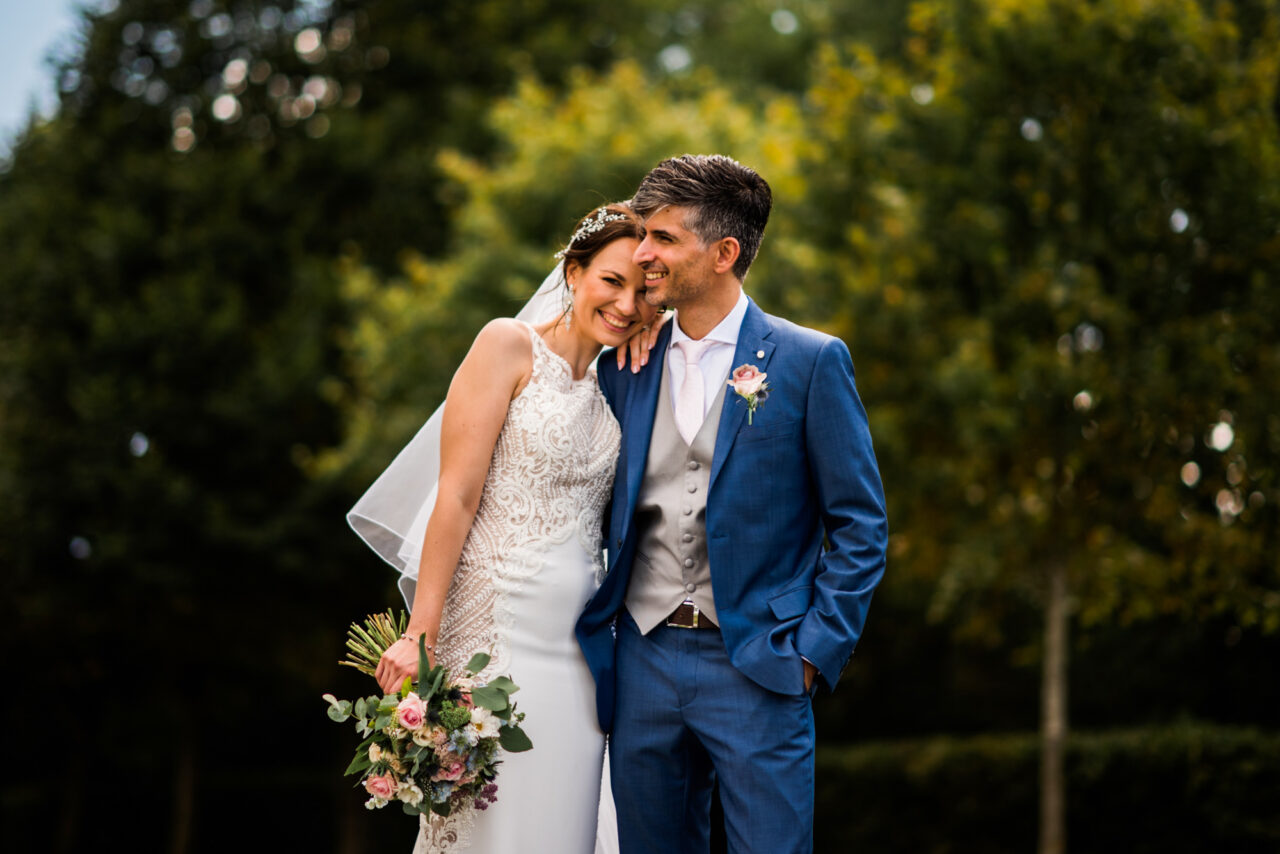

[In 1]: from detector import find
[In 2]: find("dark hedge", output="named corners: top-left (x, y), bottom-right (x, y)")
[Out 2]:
top-left (815, 724), bottom-right (1280, 853)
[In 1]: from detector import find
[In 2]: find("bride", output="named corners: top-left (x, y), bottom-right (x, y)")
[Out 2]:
top-left (348, 203), bottom-right (659, 853)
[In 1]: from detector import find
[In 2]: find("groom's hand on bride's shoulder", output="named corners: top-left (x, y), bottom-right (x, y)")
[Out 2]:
top-left (617, 309), bottom-right (674, 372)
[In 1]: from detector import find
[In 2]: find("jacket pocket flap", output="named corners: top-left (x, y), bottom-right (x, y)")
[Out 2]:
top-left (768, 586), bottom-right (813, 620)
top-left (736, 418), bottom-right (802, 445)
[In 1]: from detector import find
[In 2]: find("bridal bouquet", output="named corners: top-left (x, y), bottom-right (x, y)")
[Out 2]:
top-left (323, 610), bottom-right (533, 817)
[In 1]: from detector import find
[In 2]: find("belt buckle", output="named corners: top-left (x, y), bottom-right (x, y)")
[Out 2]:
top-left (666, 599), bottom-right (701, 629)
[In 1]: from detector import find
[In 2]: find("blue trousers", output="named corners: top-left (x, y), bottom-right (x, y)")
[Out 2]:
top-left (610, 612), bottom-right (815, 854)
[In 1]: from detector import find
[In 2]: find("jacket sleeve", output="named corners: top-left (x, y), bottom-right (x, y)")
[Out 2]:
top-left (792, 337), bottom-right (888, 692)
top-left (597, 348), bottom-right (621, 412)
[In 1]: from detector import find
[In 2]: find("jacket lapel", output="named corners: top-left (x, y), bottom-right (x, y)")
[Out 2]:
top-left (710, 299), bottom-right (775, 489)
top-left (620, 323), bottom-right (672, 521)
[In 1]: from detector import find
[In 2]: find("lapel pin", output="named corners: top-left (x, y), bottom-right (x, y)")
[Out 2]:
top-left (756, 349), bottom-right (764, 359)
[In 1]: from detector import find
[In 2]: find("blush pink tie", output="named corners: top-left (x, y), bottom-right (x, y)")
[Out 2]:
top-left (674, 338), bottom-right (714, 444)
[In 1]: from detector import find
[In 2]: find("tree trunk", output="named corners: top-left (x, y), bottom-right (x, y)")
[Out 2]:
top-left (56, 749), bottom-right (85, 854)
top-left (170, 734), bottom-right (196, 854)
top-left (1039, 560), bottom-right (1069, 854)
top-left (338, 783), bottom-right (368, 854)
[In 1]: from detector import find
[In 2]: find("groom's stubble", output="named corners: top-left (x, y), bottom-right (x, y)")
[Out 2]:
top-left (635, 206), bottom-right (740, 336)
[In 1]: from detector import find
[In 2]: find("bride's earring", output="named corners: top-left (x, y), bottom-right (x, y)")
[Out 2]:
top-left (563, 284), bottom-right (575, 330)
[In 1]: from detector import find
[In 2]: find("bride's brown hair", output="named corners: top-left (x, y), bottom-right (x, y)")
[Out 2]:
top-left (559, 203), bottom-right (644, 274)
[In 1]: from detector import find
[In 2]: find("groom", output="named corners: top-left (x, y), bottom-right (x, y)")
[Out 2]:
top-left (576, 155), bottom-right (888, 853)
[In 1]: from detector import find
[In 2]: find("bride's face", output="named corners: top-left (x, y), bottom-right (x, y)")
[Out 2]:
top-left (566, 237), bottom-right (655, 346)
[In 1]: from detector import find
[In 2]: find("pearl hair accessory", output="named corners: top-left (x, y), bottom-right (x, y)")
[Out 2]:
top-left (554, 206), bottom-right (629, 259)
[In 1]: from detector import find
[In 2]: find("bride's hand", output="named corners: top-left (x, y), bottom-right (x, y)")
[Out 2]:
top-left (617, 309), bottom-right (674, 372)
top-left (374, 636), bottom-right (433, 696)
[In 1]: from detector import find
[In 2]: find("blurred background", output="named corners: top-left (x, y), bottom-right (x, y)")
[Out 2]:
top-left (2, 1), bottom-right (1278, 852)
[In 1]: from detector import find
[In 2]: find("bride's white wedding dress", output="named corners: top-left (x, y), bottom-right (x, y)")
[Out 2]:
top-left (413, 323), bottom-right (619, 853)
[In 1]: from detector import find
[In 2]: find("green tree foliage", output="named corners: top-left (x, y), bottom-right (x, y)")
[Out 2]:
top-left (0, 2), bottom-right (379, 848)
top-left (797, 2), bottom-right (1280, 848)
top-left (801, 0), bottom-right (1280, 645)
top-left (317, 61), bottom-right (807, 481)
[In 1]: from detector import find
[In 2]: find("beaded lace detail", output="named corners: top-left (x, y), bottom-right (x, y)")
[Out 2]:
top-left (416, 323), bottom-right (619, 852)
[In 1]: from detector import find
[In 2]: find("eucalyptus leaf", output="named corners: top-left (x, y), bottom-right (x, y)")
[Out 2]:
top-left (322, 694), bottom-right (352, 716)
top-left (486, 675), bottom-right (519, 695)
top-left (416, 633), bottom-right (432, 686)
top-left (344, 754), bottom-right (372, 775)
top-left (464, 652), bottom-right (491, 673)
top-left (429, 667), bottom-right (446, 698)
top-left (498, 724), bottom-right (533, 752)
top-left (471, 685), bottom-right (508, 711)
top-left (430, 800), bottom-right (452, 817)
top-left (374, 714), bottom-right (392, 730)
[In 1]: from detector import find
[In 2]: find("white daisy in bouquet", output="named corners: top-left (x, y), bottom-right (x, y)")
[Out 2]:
top-left (323, 611), bottom-right (533, 817)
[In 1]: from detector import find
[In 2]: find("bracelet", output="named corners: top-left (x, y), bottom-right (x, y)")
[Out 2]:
top-left (400, 632), bottom-right (434, 650)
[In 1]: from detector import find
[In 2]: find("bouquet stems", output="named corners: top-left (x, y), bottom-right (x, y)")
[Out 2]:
top-left (341, 609), bottom-right (409, 677)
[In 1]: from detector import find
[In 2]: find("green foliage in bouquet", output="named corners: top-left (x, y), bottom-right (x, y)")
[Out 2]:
top-left (324, 611), bottom-right (532, 817)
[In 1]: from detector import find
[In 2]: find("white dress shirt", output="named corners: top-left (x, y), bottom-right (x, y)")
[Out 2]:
top-left (666, 290), bottom-right (750, 420)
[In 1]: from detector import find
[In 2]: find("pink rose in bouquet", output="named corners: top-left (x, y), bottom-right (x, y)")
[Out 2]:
top-left (364, 774), bottom-right (396, 801)
top-left (433, 761), bottom-right (466, 782)
top-left (397, 692), bottom-right (426, 730)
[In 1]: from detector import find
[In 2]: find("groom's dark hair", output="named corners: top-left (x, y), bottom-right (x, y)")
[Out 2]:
top-left (631, 154), bottom-right (772, 281)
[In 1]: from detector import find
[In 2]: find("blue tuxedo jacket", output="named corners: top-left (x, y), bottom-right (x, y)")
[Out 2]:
top-left (575, 298), bottom-right (888, 732)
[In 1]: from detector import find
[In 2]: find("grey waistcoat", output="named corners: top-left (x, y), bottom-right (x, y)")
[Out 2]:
top-left (625, 358), bottom-right (728, 633)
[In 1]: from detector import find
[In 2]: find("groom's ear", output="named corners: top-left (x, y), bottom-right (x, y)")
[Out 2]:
top-left (712, 237), bottom-right (741, 275)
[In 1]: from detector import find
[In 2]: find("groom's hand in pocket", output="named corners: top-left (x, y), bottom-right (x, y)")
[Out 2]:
top-left (803, 659), bottom-right (817, 694)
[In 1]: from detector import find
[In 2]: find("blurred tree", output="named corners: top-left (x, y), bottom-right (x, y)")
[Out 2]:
top-left (315, 60), bottom-right (808, 483)
top-left (0, 2), bottom-right (380, 850)
top-left (798, 1), bottom-right (1280, 850)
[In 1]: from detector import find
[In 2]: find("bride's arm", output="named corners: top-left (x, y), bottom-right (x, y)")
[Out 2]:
top-left (374, 319), bottom-right (533, 695)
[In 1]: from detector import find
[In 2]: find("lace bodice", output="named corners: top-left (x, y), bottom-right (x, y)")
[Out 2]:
top-left (432, 323), bottom-right (620, 681)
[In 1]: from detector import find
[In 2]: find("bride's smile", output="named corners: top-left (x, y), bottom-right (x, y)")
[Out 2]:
top-left (565, 236), bottom-right (653, 346)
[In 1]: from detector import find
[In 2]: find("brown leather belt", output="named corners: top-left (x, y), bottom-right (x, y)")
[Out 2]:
top-left (665, 600), bottom-right (718, 630)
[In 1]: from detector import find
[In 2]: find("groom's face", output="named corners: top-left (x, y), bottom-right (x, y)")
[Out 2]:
top-left (633, 206), bottom-right (716, 308)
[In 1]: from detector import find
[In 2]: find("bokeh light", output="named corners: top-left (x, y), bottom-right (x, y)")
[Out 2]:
top-left (771, 10), bottom-right (799, 34)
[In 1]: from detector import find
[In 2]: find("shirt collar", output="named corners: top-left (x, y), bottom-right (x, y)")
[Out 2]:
top-left (670, 290), bottom-right (750, 349)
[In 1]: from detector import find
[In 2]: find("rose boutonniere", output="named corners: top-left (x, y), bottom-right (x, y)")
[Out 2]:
top-left (727, 364), bottom-right (770, 425)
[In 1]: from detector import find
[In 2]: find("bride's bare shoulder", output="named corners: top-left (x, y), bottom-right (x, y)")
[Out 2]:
top-left (470, 318), bottom-right (534, 360)
top-left (455, 319), bottom-right (535, 397)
